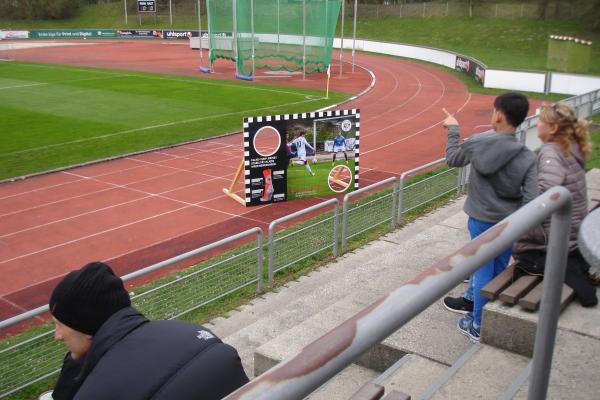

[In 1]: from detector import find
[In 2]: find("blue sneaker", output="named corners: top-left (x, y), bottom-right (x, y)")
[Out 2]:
top-left (457, 314), bottom-right (480, 342)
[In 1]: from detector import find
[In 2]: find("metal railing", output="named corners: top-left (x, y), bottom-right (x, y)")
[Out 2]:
top-left (268, 199), bottom-right (339, 287)
top-left (0, 162), bottom-right (459, 398)
top-left (342, 177), bottom-right (397, 254)
top-left (223, 187), bottom-right (573, 400)
top-left (398, 158), bottom-right (464, 224)
top-left (517, 88), bottom-right (600, 149)
top-left (0, 228), bottom-right (264, 398)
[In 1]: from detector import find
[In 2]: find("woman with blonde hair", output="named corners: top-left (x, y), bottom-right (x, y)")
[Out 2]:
top-left (514, 102), bottom-right (597, 306)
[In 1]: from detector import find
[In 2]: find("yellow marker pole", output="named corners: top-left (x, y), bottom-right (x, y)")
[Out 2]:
top-left (325, 64), bottom-right (331, 99)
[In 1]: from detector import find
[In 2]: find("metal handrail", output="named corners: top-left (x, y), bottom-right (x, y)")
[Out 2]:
top-left (224, 186), bottom-right (572, 400)
top-left (398, 158), bottom-right (447, 224)
top-left (267, 198), bottom-right (339, 287)
top-left (341, 177), bottom-right (397, 254)
top-left (0, 227), bottom-right (264, 330)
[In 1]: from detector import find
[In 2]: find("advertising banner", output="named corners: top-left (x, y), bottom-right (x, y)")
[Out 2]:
top-left (29, 30), bottom-right (116, 39)
top-left (117, 29), bottom-right (162, 39)
top-left (242, 109), bottom-right (360, 206)
top-left (0, 30), bottom-right (29, 39)
top-left (455, 55), bottom-right (486, 85)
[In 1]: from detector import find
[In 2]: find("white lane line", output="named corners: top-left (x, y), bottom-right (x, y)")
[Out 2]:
top-left (0, 97), bottom-right (323, 158)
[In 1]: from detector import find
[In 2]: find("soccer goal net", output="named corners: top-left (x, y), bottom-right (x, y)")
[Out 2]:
top-left (206, 0), bottom-right (342, 79)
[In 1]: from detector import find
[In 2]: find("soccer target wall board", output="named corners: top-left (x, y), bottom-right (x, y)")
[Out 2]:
top-left (242, 109), bottom-right (360, 206)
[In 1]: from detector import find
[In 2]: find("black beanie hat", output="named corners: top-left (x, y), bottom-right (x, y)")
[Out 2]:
top-left (49, 262), bottom-right (131, 335)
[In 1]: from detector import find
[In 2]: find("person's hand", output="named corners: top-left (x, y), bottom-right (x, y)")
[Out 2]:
top-left (442, 108), bottom-right (458, 127)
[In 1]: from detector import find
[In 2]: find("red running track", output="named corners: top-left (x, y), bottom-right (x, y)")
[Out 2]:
top-left (0, 40), bottom-right (537, 329)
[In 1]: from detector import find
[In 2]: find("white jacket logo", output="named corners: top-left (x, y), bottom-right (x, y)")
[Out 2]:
top-left (197, 330), bottom-right (215, 340)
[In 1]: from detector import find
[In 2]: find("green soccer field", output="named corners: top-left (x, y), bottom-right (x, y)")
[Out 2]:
top-left (287, 159), bottom-right (355, 200)
top-left (0, 62), bottom-right (348, 180)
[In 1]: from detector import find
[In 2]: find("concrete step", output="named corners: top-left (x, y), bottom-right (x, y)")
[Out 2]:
top-left (307, 364), bottom-right (379, 400)
top-left (482, 292), bottom-right (600, 357)
top-left (513, 326), bottom-right (600, 399)
top-left (254, 283), bottom-right (473, 377)
top-left (377, 354), bottom-right (447, 399)
top-left (211, 199), bottom-right (468, 376)
top-left (428, 345), bottom-right (530, 399)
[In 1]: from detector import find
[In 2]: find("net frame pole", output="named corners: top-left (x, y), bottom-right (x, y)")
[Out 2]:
top-left (352, 0), bottom-right (357, 73)
top-left (233, 0), bottom-right (238, 77)
top-left (251, 0), bottom-right (255, 77)
top-left (124, 0), bottom-right (128, 25)
top-left (277, 0), bottom-right (280, 52)
top-left (197, 0), bottom-right (204, 67)
top-left (339, 0), bottom-right (345, 77)
top-left (169, 0), bottom-right (173, 26)
top-left (206, 0), bottom-right (213, 71)
top-left (302, 0), bottom-right (307, 80)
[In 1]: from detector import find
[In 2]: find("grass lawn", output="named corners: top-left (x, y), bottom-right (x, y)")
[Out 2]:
top-left (0, 62), bottom-right (347, 180)
top-left (352, 16), bottom-right (600, 74)
top-left (287, 159), bottom-right (355, 200)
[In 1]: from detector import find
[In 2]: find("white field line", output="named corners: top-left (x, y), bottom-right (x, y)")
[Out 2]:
top-left (0, 74), bottom-right (132, 90)
top-left (362, 93), bottom-right (473, 154)
top-left (5, 61), bottom-right (321, 97)
top-left (0, 97), bottom-right (323, 158)
top-left (363, 63), bottom-right (447, 138)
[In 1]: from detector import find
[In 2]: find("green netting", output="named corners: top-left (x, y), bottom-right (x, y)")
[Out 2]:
top-left (207, 0), bottom-right (342, 77)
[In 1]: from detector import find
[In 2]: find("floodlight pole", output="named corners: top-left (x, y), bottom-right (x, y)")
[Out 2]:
top-left (352, 0), bottom-right (357, 73)
top-left (339, 0), bottom-right (345, 77)
top-left (124, 0), bottom-right (128, 25)
top-left (302, 0), bottom-right (307, 80)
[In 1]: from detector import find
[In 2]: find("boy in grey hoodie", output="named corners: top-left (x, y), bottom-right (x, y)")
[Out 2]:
top-left (442, 92), bottom-right (538, 341)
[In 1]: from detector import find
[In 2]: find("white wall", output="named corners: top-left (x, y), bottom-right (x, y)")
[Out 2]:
top-left (550, 73), bottom-right (600, 96)
top-left (334, 38), bottom-right (456, 69)
top-left (483, 69), bottom-right (546, 93)
top-left (332, 38), bottom-right (600, 95)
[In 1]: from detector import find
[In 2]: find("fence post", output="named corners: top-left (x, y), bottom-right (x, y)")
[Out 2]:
top-left (391, 181), bottom-right (398, 227)
top-left (256, 228), bottom-right (264, 293)
top-left (528, 191), bottom-right (572, 400)
top-left (268, 199), bottom-right (339, 286)
top-left (397, 175), bottom-right (405, 225)
top-left (333, 202), bottom-right (339, 258)
top-left (342, 177), bottom-right (396, 254)
top-left (268, 222), bottom-right (276, 287)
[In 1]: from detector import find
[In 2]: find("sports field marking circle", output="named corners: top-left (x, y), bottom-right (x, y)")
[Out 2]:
top-left (327, 165), bottom-right (352, 193)
top-left (253, 126), bottom-right (281, 157)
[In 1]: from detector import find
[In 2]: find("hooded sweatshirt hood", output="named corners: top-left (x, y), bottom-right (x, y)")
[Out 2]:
top-left (446, 127), bottom-right (538, 223)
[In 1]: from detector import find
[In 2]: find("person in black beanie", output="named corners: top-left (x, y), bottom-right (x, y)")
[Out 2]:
top-left (45, 261), bottom-right (249, 400)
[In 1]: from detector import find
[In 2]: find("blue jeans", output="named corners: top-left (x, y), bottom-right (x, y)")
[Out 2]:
top-left (468, 217), bottom-right (512, 327)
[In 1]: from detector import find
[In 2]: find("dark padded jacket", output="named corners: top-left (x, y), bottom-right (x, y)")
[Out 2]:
top-left (53, 307), bottom-right (249, 400)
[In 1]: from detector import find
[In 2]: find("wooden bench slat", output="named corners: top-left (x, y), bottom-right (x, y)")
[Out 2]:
top-left (519, 282), bottom-right (575, 312)
top-left (498, 275), bottom-right (541, 304)
top-left (480, 264), bottom-right (516, 300)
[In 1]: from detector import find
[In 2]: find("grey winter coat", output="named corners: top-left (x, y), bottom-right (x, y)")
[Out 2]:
top-left (446, 126), bottom-right (538, 223)
top-left (514, 142), bottom-right (588, 253)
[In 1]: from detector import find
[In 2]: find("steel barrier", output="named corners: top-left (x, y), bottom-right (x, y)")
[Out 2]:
top-left (341, 177), bottom-right (397, 254)
top-left (398, 158), bottom-right (461, 224)
top-left (267, 199), bottom-right (339, 287)
top-left (0, 227), bottom-right (264, 398)
top-left (223, 187), bottom-right (573, 400)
